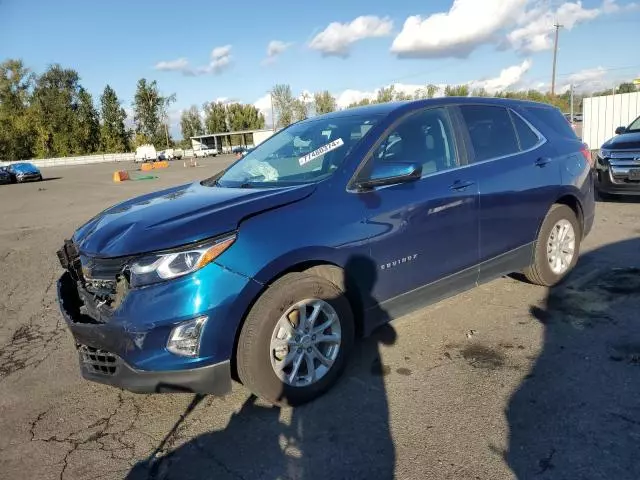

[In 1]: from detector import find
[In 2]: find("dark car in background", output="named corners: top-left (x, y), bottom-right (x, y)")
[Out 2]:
top-left (6, 162), bottom-right (43, 183)
top-left (56, 97), bottom-right (595, 406)
top-left (595, 114), bottom-right (640, 198)
top-left (0, 166), bottom-right (12, 185)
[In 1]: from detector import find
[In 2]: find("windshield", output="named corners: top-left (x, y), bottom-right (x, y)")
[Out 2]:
top-left (627, 115), bottom-right (640, 132)
top-left (214, 113), bottom-right (382, 187)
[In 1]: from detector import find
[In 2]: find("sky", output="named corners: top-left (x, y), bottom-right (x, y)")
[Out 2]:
top-left (2, 0), bottom-right (640, 136)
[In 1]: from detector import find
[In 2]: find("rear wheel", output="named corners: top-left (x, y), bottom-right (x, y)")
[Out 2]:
top-left (524, 204), bottom-right (581, 287)
top-left (236, 272), bottom-right (354, 406)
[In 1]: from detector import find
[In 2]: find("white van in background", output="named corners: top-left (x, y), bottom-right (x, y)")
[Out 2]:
top-left (135, 144), bottom-right (157, 163)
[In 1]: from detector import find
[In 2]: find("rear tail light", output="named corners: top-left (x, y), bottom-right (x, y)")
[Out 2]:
top-left (580, 144), bottom-right (594, 168)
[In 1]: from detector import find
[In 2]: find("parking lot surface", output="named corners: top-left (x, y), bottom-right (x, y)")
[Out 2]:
top-left (1, 158), bottom-right (639, 480)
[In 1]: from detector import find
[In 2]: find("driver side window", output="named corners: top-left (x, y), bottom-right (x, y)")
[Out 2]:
top-left (372, 107), bottom-right (458, 177)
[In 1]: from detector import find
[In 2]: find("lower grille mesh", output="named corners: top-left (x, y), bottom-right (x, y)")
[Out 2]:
top-left (77, 344), bottom-right (118, 376)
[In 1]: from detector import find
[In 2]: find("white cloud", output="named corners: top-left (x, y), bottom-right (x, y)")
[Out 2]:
top-left (309, 15), bottom-right (393, 57)
top-left (154, 45), bottom-right (232, 76)
top-left (390, 0), bottom-right (629, 58)
top-left (253, 94), bottom-right (274, 126)
top-left (155, 58), bottom-right (190, 72)
top-left (507, 1), bottom-right (599, 53)
top-left (556, 66), bottom-right (609, 92)
top-left (470, 59), bottom-right (533, 93)
top-left (262, 40), bottom-right (294, 65)
top-left (506, 0), bottom-right (634, 54)
top-left (391, 0), bottom-right (527, 58)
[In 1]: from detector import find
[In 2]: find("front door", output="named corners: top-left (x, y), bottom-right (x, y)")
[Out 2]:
top-left (354, 106), bottom-right (480, 308)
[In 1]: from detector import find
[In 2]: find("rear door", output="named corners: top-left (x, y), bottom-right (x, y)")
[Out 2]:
top-left (454, 104), bottom-right (559, 279)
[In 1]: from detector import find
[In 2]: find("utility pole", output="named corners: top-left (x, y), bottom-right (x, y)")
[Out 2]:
top-left (269, 91), bottom-right (275, 131)
top-left (570, 83), bottom-right (574, 123)
top-left (551, 23), bottom-right (563, 96)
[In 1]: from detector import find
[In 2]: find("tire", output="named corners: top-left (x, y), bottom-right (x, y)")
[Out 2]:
top-left (236, 271), bottom-right (354, 406)
top-left (523, 204), bottom-right (581, 287)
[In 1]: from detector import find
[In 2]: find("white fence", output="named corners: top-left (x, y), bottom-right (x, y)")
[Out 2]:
top-left (582, 92), bottom-right (640, 149)
top-left (0, 149), bottom-right (197, 169)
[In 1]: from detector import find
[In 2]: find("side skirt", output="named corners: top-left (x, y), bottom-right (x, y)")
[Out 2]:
top-left (362, 242), bottom-right (535, 335)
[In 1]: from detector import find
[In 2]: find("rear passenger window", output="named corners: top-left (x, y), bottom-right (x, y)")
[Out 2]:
top-left (524, 106), bottom-right (578, 139)
top-left (510, 111), bottom-right (540, 150)
top-left (460, 105), bottom-right (519, 162)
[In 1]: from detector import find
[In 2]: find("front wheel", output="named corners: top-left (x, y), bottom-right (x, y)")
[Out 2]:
top-left (236, 272), bottom-right (354, 406)
top-left (523, 204), bottom-right (581, 287)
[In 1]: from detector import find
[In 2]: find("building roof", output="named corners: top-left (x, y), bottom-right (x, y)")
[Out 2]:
top-left (191, 128), bottom-right (274, 140)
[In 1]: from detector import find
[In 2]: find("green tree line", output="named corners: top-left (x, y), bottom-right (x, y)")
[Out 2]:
top-left (179, 101), bottom-right (266, 148)
top-left (269, 81), bottom-right (639, 129)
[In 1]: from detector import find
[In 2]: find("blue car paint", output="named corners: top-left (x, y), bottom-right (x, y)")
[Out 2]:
top-left (61, 262), bottom-right (262, 370)
top-left (56, 97), bottom-right (595, 393)
top-left (9, 162), bottom-right (41, 174)
top-left (74, 181), bottom-right (316, 256)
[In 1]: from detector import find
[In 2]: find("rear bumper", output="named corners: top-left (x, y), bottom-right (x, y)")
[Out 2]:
top-left (595, 169), bottom-right (640, 195)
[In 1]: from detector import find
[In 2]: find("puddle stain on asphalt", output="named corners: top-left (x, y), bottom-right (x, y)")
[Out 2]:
top-left (460, 344), bottom-right (506, 370)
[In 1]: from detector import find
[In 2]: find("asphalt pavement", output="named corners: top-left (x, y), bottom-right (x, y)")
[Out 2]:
top-left (0, 158), bottom-right (638, 480)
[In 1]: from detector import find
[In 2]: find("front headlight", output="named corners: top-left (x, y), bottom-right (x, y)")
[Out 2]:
top-left (598, 149), bottom-right (611, 159)
top-left (128, 233), bottom-right (236, 287)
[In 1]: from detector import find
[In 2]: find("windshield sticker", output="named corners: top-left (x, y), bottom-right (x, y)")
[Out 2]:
top-left (298, 138), bottom-right (344, 166)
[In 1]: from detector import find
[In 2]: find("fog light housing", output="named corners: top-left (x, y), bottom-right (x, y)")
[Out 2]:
top-left (167, 316), bottom-right (208, 357)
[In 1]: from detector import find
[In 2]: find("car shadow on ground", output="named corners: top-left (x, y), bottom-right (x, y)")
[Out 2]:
top-left (127, 255), bottom-right (398, 480)
top-left (506, 237), bottom-right (640, 479)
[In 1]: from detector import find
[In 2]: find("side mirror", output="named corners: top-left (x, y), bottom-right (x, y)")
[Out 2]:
top-left (355, 162), bottom-right (422, 190)
top-left (615, 126), bottom-right (627, 135)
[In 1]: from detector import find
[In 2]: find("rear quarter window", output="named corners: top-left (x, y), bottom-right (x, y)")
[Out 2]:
top-left (523, 106), bottom-right (578, 139)
top-left (509, 111), bottom-right (540, 150)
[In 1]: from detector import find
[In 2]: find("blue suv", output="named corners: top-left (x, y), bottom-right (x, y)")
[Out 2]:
top-left (56, 98), bottom-right (595, 405)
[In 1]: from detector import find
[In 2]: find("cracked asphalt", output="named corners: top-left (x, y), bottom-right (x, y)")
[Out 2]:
top-left (1, 159), bottom-right (639, 480)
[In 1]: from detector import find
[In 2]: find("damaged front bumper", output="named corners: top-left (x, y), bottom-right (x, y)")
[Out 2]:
top-left (56, 250), bottom-right (262, 394)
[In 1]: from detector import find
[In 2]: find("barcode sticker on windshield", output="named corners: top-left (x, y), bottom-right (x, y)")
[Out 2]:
top-left (298, 138), bottom-right (344, 166)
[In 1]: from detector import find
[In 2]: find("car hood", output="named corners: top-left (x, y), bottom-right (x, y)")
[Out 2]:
top-left (603, 132), bottom-right (640, 150)
top-left (73, 181), bottom-right (316, 257)
top-left (11, 163), bottom-right (40, 174)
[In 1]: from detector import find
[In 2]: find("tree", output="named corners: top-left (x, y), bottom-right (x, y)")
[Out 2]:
top-left (242, 104), bottom-right (266, 130)
top-left (30, 64), bottom-right (84, 157)
top-left (0, 59), bottom-right (35, 161)
top-left (470, 87), bottom-right (489, 97)
top-left (100, 85), bottom-right (129, 153)
top-left (74, 88), bottom-right (100, 154)
top-left (347, 98), bottom-right (373, 108)
top-left (271, 84), bottom-right (295, 128)
top-left (314, 91), bottom-right (337, 115)
top-left (376, 85), bottom-right (396, 103)
top-left (292, 93), bottom-right (310, 122)
top-left (180, 105), bottom-right (203, 142)
top-left (133, 78), bottom-right (172, 146)
top-left (616, 83), bottom-right (637, 94)
top-left (444, 85), bottom-right (470, 97)
top-left (203, 101), bottom-right (228, 133)
top-left (394, 91), bottom-right (413, 101)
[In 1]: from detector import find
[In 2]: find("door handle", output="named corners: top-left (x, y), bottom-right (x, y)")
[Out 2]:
top-left (449, 180), bottom-right (475, 191)
top-left (535, 157), bottom-right (552, 167)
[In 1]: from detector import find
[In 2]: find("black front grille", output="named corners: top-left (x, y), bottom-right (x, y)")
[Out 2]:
top-left (78, 344), bottom-right (118, 376)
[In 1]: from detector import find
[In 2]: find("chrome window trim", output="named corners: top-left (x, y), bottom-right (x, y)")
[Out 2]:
top-left (463, 106), bottom-right (547, 166)
top-left (347, 104), bottom-right (548, 193)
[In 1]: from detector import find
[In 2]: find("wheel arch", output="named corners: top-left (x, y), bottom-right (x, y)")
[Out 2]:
top-left (229, 258), bottom-right (366, 382)
top-left (554, 193), bottom-right (585, 238)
